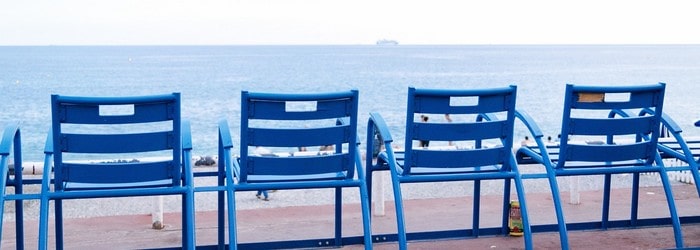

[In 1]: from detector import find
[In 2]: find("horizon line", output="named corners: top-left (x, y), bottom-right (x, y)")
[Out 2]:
top-left (1, 43), bottom-right (699, 47)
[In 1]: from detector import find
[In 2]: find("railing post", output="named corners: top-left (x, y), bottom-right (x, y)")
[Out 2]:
top-left (569, 176), bottom-right (580, 205)
top-left (373, 170), bottom-right (386, 216)
top-left (152, 196), bottom-right (164, 229)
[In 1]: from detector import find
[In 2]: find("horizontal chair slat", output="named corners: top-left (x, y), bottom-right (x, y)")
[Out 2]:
top-left (248, 125), bottom-right (349, 147)
top-left (63, 161), bottom-right (174, 184)
top-left (569, 116), bottom-right (654, 136)
top-left (414, 93), bottom-right (512, 114)
top-left (571, 86), bottom-right (661, 110)
top-left (248, 153), bottom-right (349, 176)
top-left (413, 120), bottom-right (506, 141)
top-left (248, 98), bottom-right (353, 120)
top-left (411, 147), bottom-right (505, 169)
top-left (565, 142), bottom-right (651, 163)
top-left (59, 101), bottom-right (175, 124)
top-left (62, 132), bottom-right (173, 153)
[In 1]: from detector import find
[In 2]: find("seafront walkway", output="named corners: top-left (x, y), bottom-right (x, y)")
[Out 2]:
top-left (3, 163), bottom-right (700, 249)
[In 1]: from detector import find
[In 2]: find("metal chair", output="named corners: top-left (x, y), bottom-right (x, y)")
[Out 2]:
top-left (218, 90), bottom-right (372, 249)
top-left (367, 86), bottom-right (533, 250)
top-left (515, 83), bottom-right (683, 249)
top-left (38, 93), bottom-right (195, 249)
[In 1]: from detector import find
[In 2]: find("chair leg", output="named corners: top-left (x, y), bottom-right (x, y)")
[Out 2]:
top-left (389, 175), bottom-right (408, 250)
top-left (473, 180), bottom-right (482, 237)
top-left (513, 173), bottom-right (534, 250)
top-left (227, 188), bottom-right (238, 250)
top-left (334, 187), bottom-right (342, 247)
top-left (0, 192), bottom-right (5, 250)
top-left (218, 189), bottom-right (226, 248)
top-left (689, 162), bottom-right (700, 197)
top-left (183, 190), bottom-right (196, 249)
top-left (499, 179), bottom-right (511, 234)
top-left (658, 169), bottom-right (684, 248)
top-left (602, 174), bottom-right (612, 229)
top-left (38, 195), bottom-right (50, 250)
top-left (366, 169), bottom-right (374, 217)
top-left (15, 179), bottom-right (26, 250)
top-left (359, 179), bottom-right (373, 249)
top-left (631, 173), bottom-right (640, 225)
top-left (56, 199), bottom-right (64, 250)
top-left (546, 174), bottom-right (570, 249)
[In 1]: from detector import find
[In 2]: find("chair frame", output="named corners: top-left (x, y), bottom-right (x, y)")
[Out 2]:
top-left (38, 93), bottom-right (195, 249)
top-left (218, 90), bottom-right (372, 249)
top-left (649, 114), bottom-right (700, 197)
top-left (366, 86), bottom-right (533, 250)
top-left (1, 122), bottom-right (32, 250)
top-left (515, 83), bottom-right (684, 249)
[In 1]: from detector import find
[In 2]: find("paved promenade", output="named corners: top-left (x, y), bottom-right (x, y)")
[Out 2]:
top-left (3, 165), bottom-right (700, 249)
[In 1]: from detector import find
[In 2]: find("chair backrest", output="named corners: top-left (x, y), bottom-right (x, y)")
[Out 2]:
top-left (402, 86), bottom-right (517, 175)
top-left (238, 90), bottom-right (359, 183)
top-left (50, 93), bottom-right (182, 190)
top-left (556, 83), bottom-right (666, 168)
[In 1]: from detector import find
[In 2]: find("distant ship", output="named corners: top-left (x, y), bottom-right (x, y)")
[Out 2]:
top-left (376, 39), bottom-right (399, 46)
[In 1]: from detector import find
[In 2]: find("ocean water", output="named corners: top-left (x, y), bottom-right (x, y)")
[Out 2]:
top-left (1, 45), bottom-right (699, 161)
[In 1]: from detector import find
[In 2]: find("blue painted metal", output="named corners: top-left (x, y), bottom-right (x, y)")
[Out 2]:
top-left (217, 90), bottom-right (372, 249)
top-left (38, 93), bottom-right (195, 249)
top-left (653, 114), bottom-right (700, 196)
top-left (514, 83), bottom-right (684, 249)
top-left (366, 86), bottom-right (533, 250)
top-left (0, 122), bottom-right (26, 249)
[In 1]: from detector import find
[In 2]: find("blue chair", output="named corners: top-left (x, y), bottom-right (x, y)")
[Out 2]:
top-left (1, 122), bottom-right (29, 249)
top-left (38, 93), bottom-right (195, 249)
top-left (367, 86), bottom-right (533, 250)
top-left (515, 83), bottom-right (683, 249)
top-left (218, 90), bottom-right (372, 249)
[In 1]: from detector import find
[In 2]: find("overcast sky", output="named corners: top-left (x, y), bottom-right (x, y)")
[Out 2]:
top-left (1, 0), bottom-right (698, 45)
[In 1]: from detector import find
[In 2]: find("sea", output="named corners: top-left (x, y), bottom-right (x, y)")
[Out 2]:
top-left (1, 45), bottom-right (699, 162)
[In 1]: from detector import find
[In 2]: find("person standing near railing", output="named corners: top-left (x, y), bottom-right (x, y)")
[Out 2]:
top-left (419, 115), bottom-right (430, 147)
top-left (254, 146), bottom-right (272, 201)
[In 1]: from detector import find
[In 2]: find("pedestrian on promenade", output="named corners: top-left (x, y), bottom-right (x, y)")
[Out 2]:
top-left (256, 190), bottom-right (269, 201)
top-left (254, 146), bottom-right (272, 201)
top-left (445, 114), bottom-right (453, 146)
top-left (419, 115), bottom-right (430, 147)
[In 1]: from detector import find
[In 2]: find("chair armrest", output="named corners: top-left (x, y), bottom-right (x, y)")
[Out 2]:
top-left (630, 108), bottom-right (682, 134)
top-left (367, 112), bottom-right (403, 174)
top-left (0, 122), bottom-right (20, 156)
top-left (1, 123), bottom-right (20, 190)
top-left (218, 119), bottom-right (234, 150)
top-left (607, 108), bottom-right (632, 118)
top-left (661, 113), bottom-right (683, 134)
top-left (514, 109), bottom-right (544, 139)
top-left (514, 109), bottom-right (557, 168)
top-left (476, 113), bottom-right (498, 122)
top-left (367, 112), bottom-right (394, 157)
top-left (42, 129), bottom-right (54, 180)
top-left (182, 120), bottom-right (193, 151)
top-left (654, 114), bottom-right (698, 165)
top-left (41, 148), bottom-right (54, 193)
top-left (218, 119), bottom-right (239, 180)
top-left (368, 112), bottom-right (393, 144)
top-left (181, 120), bottom-right (194, 186)
top-left (43, 129), bottom-right (53, 155)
